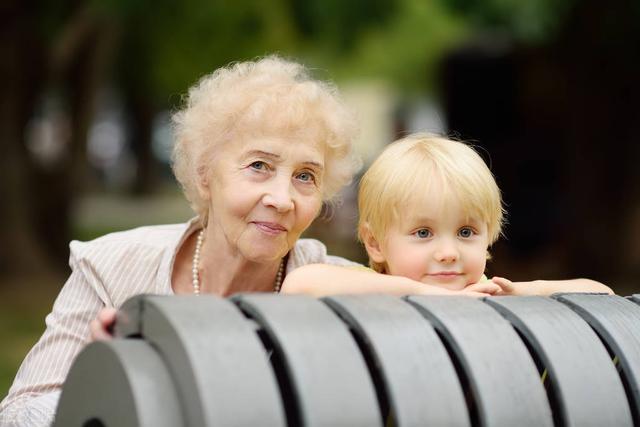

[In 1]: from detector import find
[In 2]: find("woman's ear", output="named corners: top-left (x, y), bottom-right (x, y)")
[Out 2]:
top-left (195, 165), bottom-right (211, 201)
top-left (360, 224), bottom-right (386, 264)
top-left (315, 202), bottom-right (329, 220)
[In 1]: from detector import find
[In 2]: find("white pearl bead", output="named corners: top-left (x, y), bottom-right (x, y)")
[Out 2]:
top-left (192, 229), bottom-right (205, 295)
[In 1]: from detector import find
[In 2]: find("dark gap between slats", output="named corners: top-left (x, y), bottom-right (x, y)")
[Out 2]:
top-left (510, 328), bottom-right (562, 427)
top-left (432, 328), bottom-right (480, 427)
top-left (588, 327), bottom-right (638, 426)
top-left (238, 308), bottom-right (300, 427)
top-left (322, 304), bottom-right (390, 427)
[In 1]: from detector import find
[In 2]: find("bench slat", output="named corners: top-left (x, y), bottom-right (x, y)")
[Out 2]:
top-left (554, 293), bottom-right (640, 424)
top-left (323, 294), bottom-right (470, 427)
top-left (54, 340), bottom-right (183, 427)
top-left (487, 296), bottom-right (633, 427)
top-left (407, 296), bottom-right (553, 427)
top-left (233, 293), bottom-right (381, 427)
top-left (116, 295), bottom-right (285, 427)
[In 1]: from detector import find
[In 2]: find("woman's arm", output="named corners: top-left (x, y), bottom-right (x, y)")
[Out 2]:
top-left (491, 277), bottom-right (615, 296)
top-left (0, 255), bottom-right (106, 427)
top-left (281, 264), bottom-right (502, 297)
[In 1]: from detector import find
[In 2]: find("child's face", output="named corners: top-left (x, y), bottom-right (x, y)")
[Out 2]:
top-left (375, 195), bottom-right (489, 290)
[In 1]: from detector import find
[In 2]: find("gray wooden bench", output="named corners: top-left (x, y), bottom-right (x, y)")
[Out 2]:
top-left (53, 293), bottom-right (640, 426)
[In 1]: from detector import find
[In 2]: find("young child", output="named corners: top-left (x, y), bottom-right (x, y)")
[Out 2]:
top-left (281, 133), bottom-right (613, 297)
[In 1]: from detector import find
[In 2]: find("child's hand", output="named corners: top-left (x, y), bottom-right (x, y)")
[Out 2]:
top-left (488, 277), bottom-right (613, 296)
top-left (490, 276), bottom-right (516, 295)
top-left (460, 281), bottom-right (503, 296)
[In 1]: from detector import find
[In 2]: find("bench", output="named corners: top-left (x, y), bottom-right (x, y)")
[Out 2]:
top-left (53, 293), bottom-right (640, 426)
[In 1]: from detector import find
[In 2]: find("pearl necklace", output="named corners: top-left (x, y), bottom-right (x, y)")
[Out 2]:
top-left (191, 229), bottom-right (285, 295)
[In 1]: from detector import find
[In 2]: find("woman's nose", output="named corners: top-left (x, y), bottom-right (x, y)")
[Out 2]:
top-left (262, 177), bottom-right (294, 213)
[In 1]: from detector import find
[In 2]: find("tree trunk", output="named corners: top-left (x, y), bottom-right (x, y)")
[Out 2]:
top-left (128, 94), bottom-right (158, 195)
top-left (0, 2), bottom-right (118, 276)
top-left (0, 0), bottom-right (51, 275)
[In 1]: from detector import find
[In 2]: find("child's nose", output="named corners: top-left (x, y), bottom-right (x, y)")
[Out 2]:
top-left (434, 241), bottom-right (459, 263)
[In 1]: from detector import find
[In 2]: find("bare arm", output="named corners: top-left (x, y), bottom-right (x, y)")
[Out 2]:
top-left (491, 276), bottom-right (614, 296)
top-left (281, 264), bottom-right (501, 297)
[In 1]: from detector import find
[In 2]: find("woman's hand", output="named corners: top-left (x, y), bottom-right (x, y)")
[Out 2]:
top-left (89, 307), bottom-right (117, 341)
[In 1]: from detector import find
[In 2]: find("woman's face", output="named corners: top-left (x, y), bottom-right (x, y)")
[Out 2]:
top-left (203, 135), bottom-right (324, 263)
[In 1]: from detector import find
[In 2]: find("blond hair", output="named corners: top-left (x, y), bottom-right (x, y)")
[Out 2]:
top-left (172, 55), bottom-right (360, 222)
top-left (358, 133), bottom-right (505, 272)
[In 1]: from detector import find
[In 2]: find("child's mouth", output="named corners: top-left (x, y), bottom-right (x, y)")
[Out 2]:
top-left (428, 272), bottom-right (462, 281)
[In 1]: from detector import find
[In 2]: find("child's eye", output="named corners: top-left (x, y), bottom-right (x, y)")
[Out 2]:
top-left (415, 229), bottom-right (432, 239)
top-left (458, 227), bottom-right (475, 238)
top-left (296, 171), bottom-right (316, 183)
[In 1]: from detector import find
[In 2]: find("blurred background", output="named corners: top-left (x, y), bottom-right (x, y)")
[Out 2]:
top-left (2, 0), bottom-right (639, 397)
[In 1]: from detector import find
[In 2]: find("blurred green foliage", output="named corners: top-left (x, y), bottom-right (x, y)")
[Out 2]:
top-left (33, 0), bottom-right (578, 115)
top-left (329, 0), bottom-right (467, 93)
top-left (20, 0), bottom-right (587, 126)
top-left (85, 0), bottom-right (473, 105)
top-left (289, 0), bottom-right (396, 51)
top-left (440, 0), bottom-right (578, 42)
top-left (0, 280), bottom-right (59, 399)
top-left (103, 0), bottom-right (577, 104)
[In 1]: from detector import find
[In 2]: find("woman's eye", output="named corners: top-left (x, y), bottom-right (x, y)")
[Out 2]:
top-left (415, 229), bottom-right (431, 239)
top-left (296, 171), bottom-right (316, 183)
top-left (250, 161), bottom-right (267, 171)
top-left (458, 227), bottom-right (474, 238)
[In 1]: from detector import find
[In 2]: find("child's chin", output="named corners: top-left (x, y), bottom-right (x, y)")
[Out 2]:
top-left (422, 279), bottom-right (467, 291)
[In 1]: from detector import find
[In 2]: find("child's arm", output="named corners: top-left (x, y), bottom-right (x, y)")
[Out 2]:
top-left (281, 264), bottom-right (502, 297)
top-left (491, 276), bottom-right (614, 296)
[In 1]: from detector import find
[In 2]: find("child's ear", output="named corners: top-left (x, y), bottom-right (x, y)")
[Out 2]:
top-left (360, 224), bottom-right (386, 264)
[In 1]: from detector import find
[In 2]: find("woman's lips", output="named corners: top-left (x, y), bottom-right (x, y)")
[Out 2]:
top-left (253, 221), bottom-right (287, 235)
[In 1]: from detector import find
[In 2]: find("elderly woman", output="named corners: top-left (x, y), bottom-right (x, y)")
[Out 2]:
top-left (0, 56), bottom-right (364, 426)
